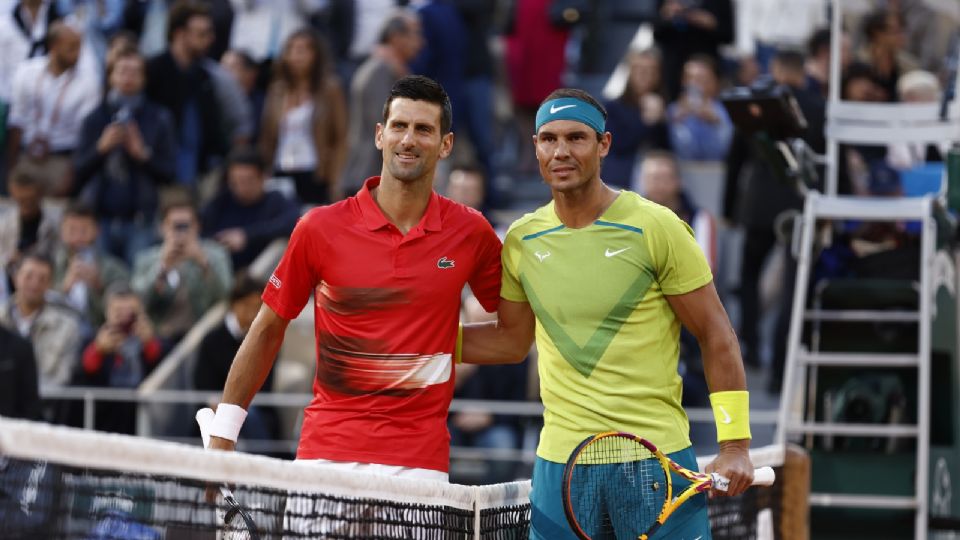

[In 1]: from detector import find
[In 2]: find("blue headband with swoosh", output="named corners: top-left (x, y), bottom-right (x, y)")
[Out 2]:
top-left (534, 97), bottom-right (606, 134)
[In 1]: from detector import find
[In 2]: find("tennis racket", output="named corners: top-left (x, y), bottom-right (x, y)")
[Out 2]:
top-left (562, 431), bottom-right (775, 540)
top-left (196, 408), bottom-right (261, 540)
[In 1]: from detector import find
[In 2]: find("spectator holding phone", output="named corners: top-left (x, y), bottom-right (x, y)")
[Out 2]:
top-left (78, 282), bottom-right (162, 433)
top-left (131, 195), bottom-right (232, 350)
top-left (654, 0), bottom-right (734, 101)
top-left (52, 203), bottom-right (129, 326)
top-left (74, 47), bottom-right (176, 265)
top-left (667, 54), bottom-right (733, 161)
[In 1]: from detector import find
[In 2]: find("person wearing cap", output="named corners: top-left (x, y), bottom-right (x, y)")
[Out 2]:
top-left (461, 88), bottom-right (756, 538)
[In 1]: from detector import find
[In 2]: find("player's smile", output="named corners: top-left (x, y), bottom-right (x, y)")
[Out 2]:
top-left (376, 97), bottom-right (453, 184)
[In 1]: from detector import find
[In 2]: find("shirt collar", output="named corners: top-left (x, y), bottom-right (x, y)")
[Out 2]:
top-left (225, 311), bottom-right (245, 340)
top-left (356, 177), bottom-right (442, 233)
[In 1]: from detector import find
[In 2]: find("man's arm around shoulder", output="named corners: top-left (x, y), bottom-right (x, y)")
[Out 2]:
top-left (461, 298), bottom-right (536, 365)
top-left (209, 303), bottom-right (289, 451)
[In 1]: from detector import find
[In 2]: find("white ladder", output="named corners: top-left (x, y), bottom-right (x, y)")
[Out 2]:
top-left (774, 192), bottom-right (936, 539)
top-left (772, 1), bottom-right (960, 534)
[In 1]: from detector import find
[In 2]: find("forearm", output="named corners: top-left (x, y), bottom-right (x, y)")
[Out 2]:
top-left (461, 321), bottom-right (532, 365)
top-left (220, 312), bottom-right (287, 408)
top-left (700, 322), bottom-right (752, 446)
top-left (700, 322), bottom-right (746, 393)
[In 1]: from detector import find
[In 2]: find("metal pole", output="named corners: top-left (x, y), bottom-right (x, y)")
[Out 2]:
top-left (825, 0), bottom-right (843, 196)
top-left (915, 198), bottom-right (935, 540)
top-left (83, 391), bottom-right (94, 430)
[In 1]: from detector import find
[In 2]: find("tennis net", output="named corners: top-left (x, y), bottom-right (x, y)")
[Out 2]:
top-left (0, 417), bottom-right (529, 539)
top-left (0, 416), bottom-right (806, 539)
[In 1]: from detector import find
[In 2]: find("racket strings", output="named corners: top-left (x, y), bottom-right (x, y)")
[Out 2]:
top-left (570, 436), bottom-right (668, 539)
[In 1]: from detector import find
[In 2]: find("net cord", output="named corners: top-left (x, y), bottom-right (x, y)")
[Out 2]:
top-left (0, 417), bottom-right (529, 513)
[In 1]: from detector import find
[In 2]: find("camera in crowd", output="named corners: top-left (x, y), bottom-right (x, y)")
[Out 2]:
top-left (720, 78), bottom-right (820, 194)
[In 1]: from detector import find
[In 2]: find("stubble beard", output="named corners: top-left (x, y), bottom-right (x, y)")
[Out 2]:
top-left (387, 155), bottom-right (427, 184)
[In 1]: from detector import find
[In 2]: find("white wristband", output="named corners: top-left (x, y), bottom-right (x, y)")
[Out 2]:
top-left (209, 403), bottom-right (247, 442)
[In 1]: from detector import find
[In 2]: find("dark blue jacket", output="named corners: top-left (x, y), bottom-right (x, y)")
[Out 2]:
top-left (0, 325), bottom-right (39, 420)
top-left (74, 98), bottom-right (177, 222)
top-left (602, 97), bottom-right (671, 188)
top-left (201, 190), bottom-right (299, 269)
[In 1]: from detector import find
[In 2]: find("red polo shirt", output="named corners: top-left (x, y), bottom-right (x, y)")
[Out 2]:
top-left (263, 177), bottom-right (502, 472)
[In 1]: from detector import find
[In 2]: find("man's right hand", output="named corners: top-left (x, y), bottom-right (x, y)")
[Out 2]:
top-left (660, 0), bottom-right (684, 19)
top-left (160, 240), bottom-right (184, 272)
top-left (96, 124), bottom-right (126, 154)
top-left (208, 435), bottom-right (236, 452)
top-left (94, 326), bottom-right (124, 354)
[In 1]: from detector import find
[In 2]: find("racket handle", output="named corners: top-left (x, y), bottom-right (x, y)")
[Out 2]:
top-left (711, 466), bottom-right (777, 491)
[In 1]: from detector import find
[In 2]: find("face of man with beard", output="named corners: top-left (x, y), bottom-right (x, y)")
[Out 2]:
top-left (375, 97), bottom-right (453, 185)
top-left (50, 25), bottom-right (82, 71)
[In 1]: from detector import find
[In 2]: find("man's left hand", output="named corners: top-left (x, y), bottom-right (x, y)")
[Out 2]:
top-left (216, 228), bottom-right (247, 252)
top-left (124, 121), bottom-right (151, 162)
top-left (685, 8), bottom-right (717, 30)
top-left (703, 439), bottom-right (754, 497)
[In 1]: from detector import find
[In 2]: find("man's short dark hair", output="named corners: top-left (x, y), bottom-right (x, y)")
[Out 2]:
top-left (862, 9), bottom-right (898, 42)
top-left (224, 48), bottom-right (257, 71)
top-left (166, 0), bottom-right (212, 44)
top-left (104, 281), bottom-right (138, 304)
top-left (382, 75), bottom-right (453, 134)
top-left (807, 27), bottom-right (831, 58)
top-left (643, 149), bottom-right (680, 172)
top-left (107, 47), bottom-right (145, 80)
top-left (773, 50), bottom-right (806, 74)
top-left (378, 9), bottom-right (416, 45)
top-left (108, 29), bottom-right (139, 50)
top-left (64, 202), bottom-right (97, 221)
top-left (8, 160), bottom-right (46, 191)
top-left (160, 189), bottom-right (199, 221)
top-left (19, 250), bottom-right (54, 273)
top-left (686, 53), bottom-right (719, 78)
top-left (227, 145), bottom-right (266, 173)
top-left (451, 163), bottom-right (485, 179)
top-left (230, 272), bottom-right (266, 303)
top-left (842, 62), bottom-right (882, 97)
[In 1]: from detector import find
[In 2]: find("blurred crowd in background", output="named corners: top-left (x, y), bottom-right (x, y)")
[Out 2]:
top-left (0, 0), bottom-right (957, 483)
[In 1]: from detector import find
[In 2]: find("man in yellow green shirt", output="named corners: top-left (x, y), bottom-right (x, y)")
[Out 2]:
top-left (462, 88), bottom-right (756, 539)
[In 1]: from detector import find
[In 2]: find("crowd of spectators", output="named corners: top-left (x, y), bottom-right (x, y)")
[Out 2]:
top-left (0, 0), bottom-right (956, 479)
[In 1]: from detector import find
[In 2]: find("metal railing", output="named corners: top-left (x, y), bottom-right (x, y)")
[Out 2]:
top-left (37, 385), bottom-right (779, 463)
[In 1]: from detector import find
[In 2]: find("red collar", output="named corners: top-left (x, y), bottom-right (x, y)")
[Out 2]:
top-left (356, 177), bottom-right (443, 232)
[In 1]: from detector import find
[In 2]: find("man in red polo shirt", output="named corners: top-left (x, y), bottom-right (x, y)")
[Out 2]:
top-left (206, 76), bottom-right (502, 481)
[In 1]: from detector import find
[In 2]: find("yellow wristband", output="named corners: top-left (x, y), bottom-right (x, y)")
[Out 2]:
top-left (455, 323), bottom-right (463, 364)
top-left (709, 390), bottom-right (752, 442)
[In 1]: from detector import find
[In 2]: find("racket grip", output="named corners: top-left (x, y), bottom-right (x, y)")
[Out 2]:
top-left (711, 466), bottom-right (777, 491)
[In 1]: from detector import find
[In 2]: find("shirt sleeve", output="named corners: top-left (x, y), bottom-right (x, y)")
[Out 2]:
top-left (7, 63), bottom-right (30, 129)
top-left (467, 219), bottom-right (502, 313)
top-left (499, 226), bottom-right (527, 303)
top-left (649, 207), bottom-right (713, 296)
top-left (261, 209), bottom-right (324, 320)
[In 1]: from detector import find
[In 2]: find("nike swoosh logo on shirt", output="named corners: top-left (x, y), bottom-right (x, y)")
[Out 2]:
top-left (719, 406), bottom-right (732, 424)
top-left (604, 247), bottom-right (630, 257)
top-left (550, 104), bottom-right (576, 114)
